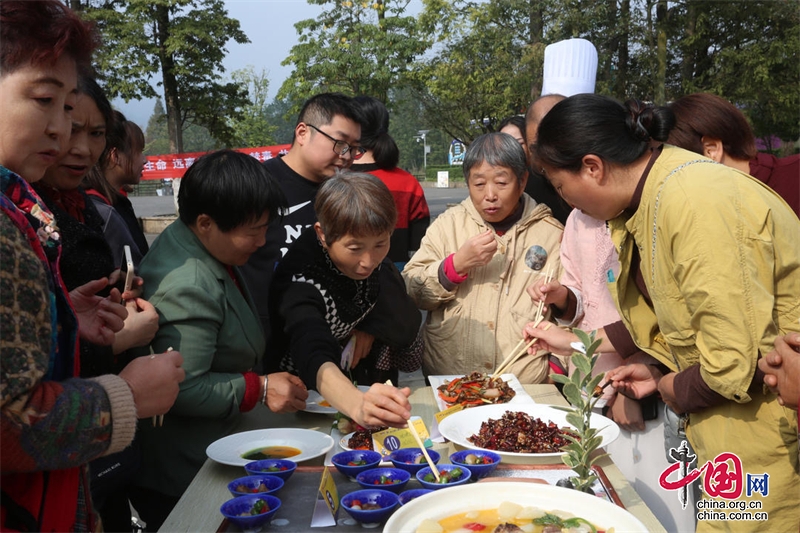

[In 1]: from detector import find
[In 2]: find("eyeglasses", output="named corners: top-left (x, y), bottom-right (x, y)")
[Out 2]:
top-left (307, 124), bottom-right (365, 160)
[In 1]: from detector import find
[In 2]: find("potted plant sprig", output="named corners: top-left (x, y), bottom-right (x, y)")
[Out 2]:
top-left (551, 328), bottom-right (608, 493)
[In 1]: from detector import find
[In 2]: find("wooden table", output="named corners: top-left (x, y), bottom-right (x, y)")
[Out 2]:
top-left (159, 384), bottom-right (667, 532)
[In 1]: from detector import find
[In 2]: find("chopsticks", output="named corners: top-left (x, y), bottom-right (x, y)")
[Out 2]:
top-left (384, 379), bottom-right (440, 482)
top-left (152, 347), bottom-right (172, 427)
top-left (492, 322), bottom-right (552, 377)
top-left (407, 420), bottom-right (440, 481)
top-left (491, 266), bottom-right (555, 378)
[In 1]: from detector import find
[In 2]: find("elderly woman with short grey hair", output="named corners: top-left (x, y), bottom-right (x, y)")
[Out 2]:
top-left (403, 132), bottom-right (564, 383)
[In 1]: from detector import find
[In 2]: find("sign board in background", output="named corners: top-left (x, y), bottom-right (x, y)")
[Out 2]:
top-left (437, 170), bottom-right (450, 188)
top-left (141, 144), bottom-right (291, 181)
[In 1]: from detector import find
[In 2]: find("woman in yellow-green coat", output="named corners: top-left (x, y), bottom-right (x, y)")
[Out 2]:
top-left (524, 94), bottom-right (799, 533)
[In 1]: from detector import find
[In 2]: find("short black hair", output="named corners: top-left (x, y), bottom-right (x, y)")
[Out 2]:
top-left (297, 92), bottom-right (365, 129)
top-left (178, 150), bottom-right (287, 231)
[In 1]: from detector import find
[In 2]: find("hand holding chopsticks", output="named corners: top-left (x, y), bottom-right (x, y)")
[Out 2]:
top-left (492, 321), bottom-right (552, 377)
top-left (492, 266), bottom-right (555, 378)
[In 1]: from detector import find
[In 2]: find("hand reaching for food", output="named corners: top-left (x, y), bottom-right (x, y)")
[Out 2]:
top-left (523, 321), bottom-right (574, 355)
top-left (606, 363), bottom-right (663, 400)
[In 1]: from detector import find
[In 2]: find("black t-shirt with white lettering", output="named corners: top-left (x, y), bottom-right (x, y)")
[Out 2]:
top-left (240, 155), bottom-right (321, 339)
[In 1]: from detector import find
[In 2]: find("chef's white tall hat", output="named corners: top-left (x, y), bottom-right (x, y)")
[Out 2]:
top-left (541, 38), bottom-right (598, 97)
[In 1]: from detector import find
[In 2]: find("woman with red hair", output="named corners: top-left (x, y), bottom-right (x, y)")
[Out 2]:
top-left (0, 2), bottom-right (184, 530)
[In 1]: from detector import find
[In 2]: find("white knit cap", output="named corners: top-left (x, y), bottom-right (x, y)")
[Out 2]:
top-left (541, 38), bottom-right (598, 97)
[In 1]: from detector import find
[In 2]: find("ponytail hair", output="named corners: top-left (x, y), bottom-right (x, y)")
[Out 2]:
top-left (353, 96), bottom-right (400, 170)
top-left (534, 94), bottom-right (674, 171)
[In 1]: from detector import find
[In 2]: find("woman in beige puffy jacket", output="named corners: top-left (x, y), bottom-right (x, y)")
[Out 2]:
top-left (403, 132), bottom-right (563, 384)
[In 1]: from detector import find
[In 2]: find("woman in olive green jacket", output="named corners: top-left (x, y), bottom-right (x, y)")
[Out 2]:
top-left (130, 151), bottom-right (308, 530)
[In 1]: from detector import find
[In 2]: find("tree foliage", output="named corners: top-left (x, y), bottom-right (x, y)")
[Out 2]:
top-left (277, 0), bottom-right (431, 111)
top-left (79, 0), bottom-right (249, 153)
top-left (228, 66), bottom-right (277, 148)
top-left (405, 0), bottom-right (798, 146)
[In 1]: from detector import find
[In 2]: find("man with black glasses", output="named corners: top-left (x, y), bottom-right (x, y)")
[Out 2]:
top-left (242, 93), bottom-right (365, 339)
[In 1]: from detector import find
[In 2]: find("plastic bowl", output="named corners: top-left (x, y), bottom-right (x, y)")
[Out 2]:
top-left (331, 450), bottom-right (383, 481)
top-left (356, 467), bottom-right (410, 493)
top-left (220, 494), bottom-right (280, 533)
top-left (341, 489), bottom-right (399, 528)
top-left (388, 448), bottom-right (441, 476)
top-left (398, 488), bottom-right (433, 506)
top-left (415, 464), bottom-right (471, 490)
top-left (449, 449), bottom-right (502, 479)
top-left (227, 475), bottom-right (284, 498)
top-left (243, 459), bottom-right (297, 481)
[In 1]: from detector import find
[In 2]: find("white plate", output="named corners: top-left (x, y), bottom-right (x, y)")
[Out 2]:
top-left (383, 481), bottom-right (646, 532)
top-left (206, 428), bottom-right (334, 466)
top-left (303, 385), bottom-right (371, 415)
top-left (428, 373), bottom-right (536, 412)
top-left (438, 403), bottom-right (620, 464)
top-left (339, 430), bottom-right (357, 452)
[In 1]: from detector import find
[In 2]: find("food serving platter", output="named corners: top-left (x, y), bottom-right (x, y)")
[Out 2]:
top-left (206, 428), bottom-right (334, 467)
top-left (428, 373), bottom-right (535, 412)
top-left (383, 480), bottom-right (646, 532)
top-left (438, 403), bottom-right (620, 464)
top-left (303, 385), bottom-right (370, 415)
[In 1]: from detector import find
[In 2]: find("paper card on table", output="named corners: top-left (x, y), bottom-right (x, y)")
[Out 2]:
top-left (371, 417), bottom-right (431, 456)
top-left (429, 403), bottom-right (465, 443)
top-left (310, 466), bottom-right (339, 527)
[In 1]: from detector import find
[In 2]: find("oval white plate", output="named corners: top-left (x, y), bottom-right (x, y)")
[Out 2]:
top-left (438, 403), bottom-right (620, 464)
top-left (206, 428), bottom-right (334, 466)
top-left (303, 385), bottom-right (371, 415)
top-left (384, 481), bottom-right (646, 532)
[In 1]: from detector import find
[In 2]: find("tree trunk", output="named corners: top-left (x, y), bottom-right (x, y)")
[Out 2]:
top-left (616, 0), bottom-right (630, 96)
top-left (681, 1), bottom-right (697, 90)
top-left (154, 4), bottom-right (183, 153)
top-left (655, 0), bottom-right (668, 105)
top-left (528, 0), bottom-right (544, 100)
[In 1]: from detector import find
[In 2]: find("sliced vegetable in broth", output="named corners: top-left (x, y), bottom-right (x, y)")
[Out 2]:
top-left (241, 445), bottom-right (301, 461)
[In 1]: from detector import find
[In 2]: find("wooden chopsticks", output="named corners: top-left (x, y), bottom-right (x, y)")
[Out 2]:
top-left (152, 347), bottom-right (172, 427)
top-left (384, 379), bottom-right (440, 481)
top-left (491, 266), bottom-right (554, 378)
top-left (407, 420), bottom-right (440, 481)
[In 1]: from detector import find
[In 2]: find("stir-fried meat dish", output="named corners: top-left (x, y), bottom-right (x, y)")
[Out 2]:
top-left (347, 426), bottom-right (387, 450)
top-left (437, 372), bottom-right (516, 408)
top-left (468, 411), bottom-right (576, 453)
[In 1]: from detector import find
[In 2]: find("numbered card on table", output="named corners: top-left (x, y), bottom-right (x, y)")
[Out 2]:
top-left (310, 466), bottom-right (339, 527)
top-left (371, 417), bottom-right (431, 457)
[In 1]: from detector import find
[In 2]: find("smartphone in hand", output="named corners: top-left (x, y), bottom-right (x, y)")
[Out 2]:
top-left (116, 245), bottom-right (135, 295)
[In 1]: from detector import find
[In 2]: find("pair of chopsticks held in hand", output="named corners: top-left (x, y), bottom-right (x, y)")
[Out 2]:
top-left (151, 347), bottom-right (173, 427)
top-left (491, 266), bottom-right (555, 378)
top-left (385, 379), bottom-right (441, 482)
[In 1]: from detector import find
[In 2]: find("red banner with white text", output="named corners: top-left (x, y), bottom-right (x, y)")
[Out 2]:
top-left (141, 144), bottom-right (292, 180)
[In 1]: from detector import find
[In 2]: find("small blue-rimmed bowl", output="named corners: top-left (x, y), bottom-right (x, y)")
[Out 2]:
top-left (220, 494), bottom-right (280, 532)
top-left (449, 449), bottom-right (502, 479)
top-left (341, 489), bottom-right (399, 528)
top-left (416, 464), bottom-right (471, 490)
top-left (244, 459), bottom-right (297, 481)
top-left (398, 488), bottom-right (433, 506)
top-left (227, 475), bottom-right (284, 498)
top-left (356, 467), bottom-right (410, 493)
top-left (331, 450), bottom-right (383, 481)
top-left (388, 447), bottom-right (441, 476)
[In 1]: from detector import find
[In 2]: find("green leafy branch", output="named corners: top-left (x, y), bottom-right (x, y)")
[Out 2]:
top-left (550, 328), bottom-right (608, 493)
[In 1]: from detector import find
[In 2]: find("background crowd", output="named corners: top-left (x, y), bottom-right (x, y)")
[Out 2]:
top-left (1, 2), bottom-right (798, 533)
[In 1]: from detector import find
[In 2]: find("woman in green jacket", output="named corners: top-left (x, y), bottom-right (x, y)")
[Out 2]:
top-left (525, 94), bottom-right (799, 533)
top-left (130, 150), bottom-right (309, 530)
